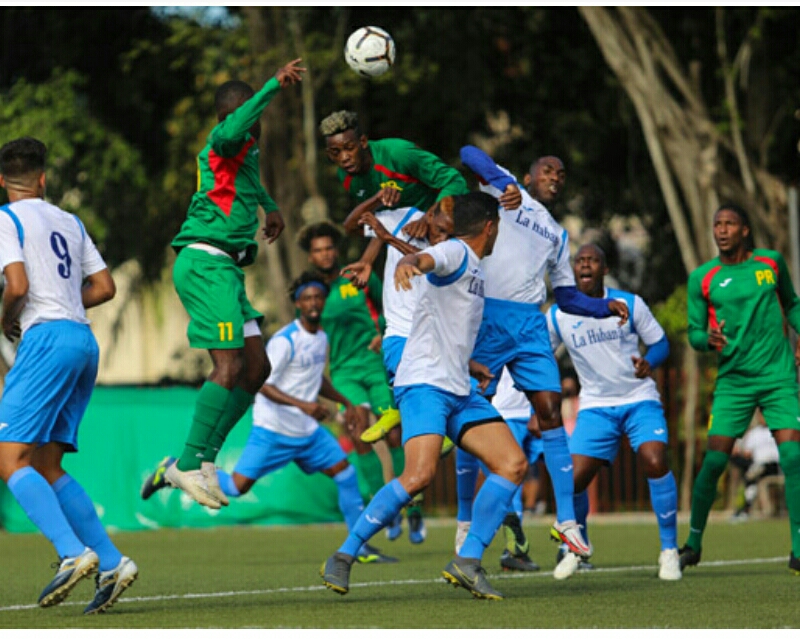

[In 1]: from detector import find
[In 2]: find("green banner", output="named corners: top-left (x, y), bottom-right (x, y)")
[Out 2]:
top-left (0, 386), bottom-right (372, 533)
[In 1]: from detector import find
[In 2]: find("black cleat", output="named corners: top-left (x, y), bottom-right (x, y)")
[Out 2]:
top-left (500, 549), bottom-right (540, 572)
top-left (320, 553), bottom-right (354, 595)
top-left (789, 552), bottom-right (800, 576)
top-left (442, 557), bottom-right (504, 600)
top-left (678, 544), bottom-right (701, 571)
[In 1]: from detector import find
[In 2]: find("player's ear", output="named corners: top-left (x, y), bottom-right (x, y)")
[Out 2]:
top-left (523, 172), bottom-right (532, 187)
top-left (359, 134), bottom-right (369, 148)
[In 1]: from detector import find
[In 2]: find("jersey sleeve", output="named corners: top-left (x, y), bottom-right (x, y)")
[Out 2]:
top-left (257, 187), bottom-right (279, 214)
top-left (775, 252), bottom-right (800, 333)
top-left (210, 76), bottom-right (281, 157)
top-left (426, 239), bottom-right (467, 277)
top-left (0, 211), bottom-right (24, 270)
top-left (400, 142), bottom-right (469, 200)
top-left (546, 225), bottom-right (576, 289)
top-left (265, 334), bottom-right (293, 385)
top-left (75, 218), bottom-right (108, 278)
top-left (459, 145), bottom-right (517, 194)
top-left (631, 294), bottom-right (666, 346)
top-left (686, 269), bottom-right (712, 352)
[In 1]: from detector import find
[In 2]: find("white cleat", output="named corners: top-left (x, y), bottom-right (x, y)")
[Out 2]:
top-left (550, 520), bottom-right (592, 558)
top-left (553, 551), bottom-right (581, 580)
top-left (165, 462), bottom-right (221, 509)
top-left (201, 461), bottom-right (230, 506)
top-left (658, 548), bottom-right (682, 581)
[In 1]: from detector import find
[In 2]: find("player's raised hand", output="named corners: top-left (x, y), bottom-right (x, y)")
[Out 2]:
top-left (708, 319), bottom-right (728, 351)
top-left (608, 299), bottom-right (629, 326)
top-left (340, 261), bottom-right (372, 289)
top-left (262, 210), bottom-right (285, 243)
top-left (395, 262), bottom-right (422, 291)
top-left (275, 58), bottom-right (306, 87)
top-left (499, 183), bottom-right (521, 210)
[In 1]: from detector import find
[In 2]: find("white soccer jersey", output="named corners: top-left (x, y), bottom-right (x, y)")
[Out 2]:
top-left (478, 166), bottom-right (574, 304)
top-left (252, 319), bottom-right (328, 438)
top-left (547, 287), bottom-right (665, 410)
top-left (364, 207), bottom-right (427, 339)
top-left (492, 367), bottom-right (531, 421)
top-left (394, 238), bottom-right (485, 395)
top-left (0, 199), bottom-right (107, 336)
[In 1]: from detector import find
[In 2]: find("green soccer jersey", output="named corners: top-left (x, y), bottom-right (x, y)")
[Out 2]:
top-left (338, 138), bottom-right (468, 211)
top-left (687, 248), bottom-right (800, 392)
top-left (321, 271), bottom-right (385, 376)
top-left (172, 77), bottom-right (281, 267)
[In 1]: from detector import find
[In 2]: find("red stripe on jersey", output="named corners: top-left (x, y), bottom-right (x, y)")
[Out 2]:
top-left (207, 139), bottom-right (255, 216)
top-left (363, 285), bottom-right (381, 332)
top-left (373, 164), bottom-right (422, 185)
top-left (754, 254), bottom-right (778, 275)
top-left (701, 265), bottom-right (723, 331)
top-left (343, 174), bottom-right (352, 192)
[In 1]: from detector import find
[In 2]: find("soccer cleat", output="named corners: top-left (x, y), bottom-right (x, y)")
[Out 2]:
top-left (386, 512), bottom-right (403, 541)
top-left (500, 549), bottom-right (540, 572)
top-left (454, 520), bottom-right (471, 554)
top-left (442, 558), bottom-right (504, 600)
top-left (550, 520), bottom-right (592, 558)
top-left (553, 550), bottom-right (581, 580)
top-left (678, 544), bottom-right (701, 571)
top-left (201, 461), bottom-right (230, 507)
top-left (320, 553), bottom-right (354, 594)
top-left (502, 513), bottom-right (530, 557)
top-left (165, 461), bottom-right (221, 509)
top-left (789, 552), bottom-right (800, 575)
top-left (360, 408), bottom-right (401, 443)
top-left (356, 543), bottom-right (398, 564)
top-left (440, 437), bottom-right (455, 458)
top-left (556, 545), bottom-right (594, 572)
top-left (83, 556), bottom-right (139, 614)
top-left (658, 548), bottom-right (682, 581)
top-left (407, 505), bottom-right (427, 544)
top-left (140, 456), bottom-right (175, 500)
top-left (38, 548), bottom-right (99, 608)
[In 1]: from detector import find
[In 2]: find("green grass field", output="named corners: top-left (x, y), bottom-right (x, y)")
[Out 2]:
top-left (1, 514), bottom-right (797, 629)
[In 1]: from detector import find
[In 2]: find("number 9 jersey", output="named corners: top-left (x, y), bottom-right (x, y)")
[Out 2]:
top-left (0, 199), bottom-right (107, 337)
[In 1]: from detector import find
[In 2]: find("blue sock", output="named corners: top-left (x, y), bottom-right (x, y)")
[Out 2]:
top-left (574, 489), bottom-right (590, 545)
top-left (216, 469), bottom-right (241, 497)
top-left (541, 427), bottom-right (576, 522)
top-left (7, 467), bottom-right (84, 559)
top-left (53, 474), bottom-right (122, 572)
top-left (648, 471), bottom-right (678, 550)
top-left (455, 448), bottom-right (479, 522)
top-left (339, 478), bottom-right (409, 557)
top-left (460, 473), bottom-right (517, 560)
top-left (333, 465), bottom-right (364, 531)
top-left (511, 485), bottom-right (524, 519)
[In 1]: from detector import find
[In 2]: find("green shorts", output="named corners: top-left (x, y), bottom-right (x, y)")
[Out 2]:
top-left (173, 247), bottom-right (262, 350)
top-left (708, 385), bottom-right (800, 438)
top-left (332, 360), bottom-right (396, 417)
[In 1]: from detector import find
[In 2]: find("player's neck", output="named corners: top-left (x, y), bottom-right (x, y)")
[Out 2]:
top-left (719, 247), bottom-right (752, 265)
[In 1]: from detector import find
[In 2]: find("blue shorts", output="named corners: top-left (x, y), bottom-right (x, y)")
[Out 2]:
top-left (232, 426), bottom-right (346, 479)
top-left (382, 335), bottom-right (406, 387)
top-left (470, 298), bottom-right (560, 397)
top-left (0, 321), bottom-right (98, 451)
top-left (568, 400), bottom-right (668, 462)
top-left (394, 384), bottom-right (502, 446)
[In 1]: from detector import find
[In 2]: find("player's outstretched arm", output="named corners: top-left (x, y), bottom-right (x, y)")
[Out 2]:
top-left (275, 58), bottom-right (306, 87)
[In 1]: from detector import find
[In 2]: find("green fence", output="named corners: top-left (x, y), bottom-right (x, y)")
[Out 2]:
top-left (0, 386), bottom-right (350, 533)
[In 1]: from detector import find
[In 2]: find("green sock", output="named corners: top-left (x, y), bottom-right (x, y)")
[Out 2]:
top-left (778, 440), bottom-right (800, 557)
top-left (205, 386), bottom-right (254, 463)
top-left (686, 449), bottom-right (729, 551)
top-left (390, 445), bottom-right (405, 477)
top-left (351, 450), bottom-right (385, 500)
top-left (177, 381), bottom-right (230, 472)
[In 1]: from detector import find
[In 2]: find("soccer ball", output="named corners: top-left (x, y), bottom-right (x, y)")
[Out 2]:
top-left (344, 26), bottom-right (396, 78)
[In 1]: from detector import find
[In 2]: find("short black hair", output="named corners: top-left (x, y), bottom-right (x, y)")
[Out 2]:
top-left (452, 192), bottom-right (499, 237)
top-left (289, 270), bottom-right (330, 300)
top-left (319, 110), bottom-right (362, 138)
top-left (296, 221), bottom-right (343, 252)
top-left (575, 242), bottom-right (607, 268)
top-left (0, 137), bottom-right (46, 178)
top-left (215, 80), bottom-right (254, 121)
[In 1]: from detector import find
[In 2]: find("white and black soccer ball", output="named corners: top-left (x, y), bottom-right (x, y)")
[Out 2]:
top-left (344, 26), bottom-right (396, 79)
